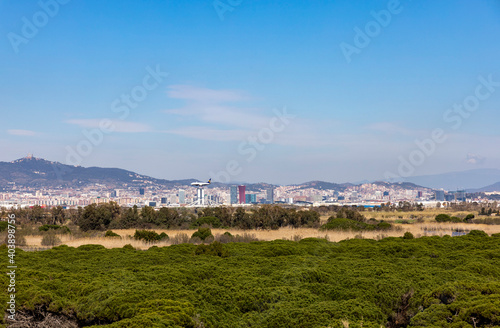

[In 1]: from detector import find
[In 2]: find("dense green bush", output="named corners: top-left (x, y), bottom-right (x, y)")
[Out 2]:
top-left (39, 224), bottom-right (71, 233)
top-left (403, 232), bottom-right (415, 239)
top-left (105, 230), bottom-right (121, 237)
top-left (191, 227), bottom-right (213, 241)
top-left (0, 221), bottom-right (8, 232)
top-left (122, 244), bottom-right (135, 250)
top-left (320, 218), bottom-right (374, 231)
top-left (449, 216), bottom-right (463, 223)
top-left (434, 214), bottom-right (462, 223)
top-left (133, 230), bottom-right (168, 242)
top-left (375, 221), bottom-right (392, 230)
top-left (464, 213), bottom-right (475, 222)
top-left (190, 216), bottom-right (222, 228)
top-left (468, 230), bottom-right (489, 238)
top-left (195, 241), bottom-right (229, 257)
top-left (3, 231), bottom-right (499, 327)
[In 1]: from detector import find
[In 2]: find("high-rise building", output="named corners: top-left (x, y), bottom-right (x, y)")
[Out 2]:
top-left (161, 197), bottom-right (167, 204)
top-left (455, 190), bottom-right (466, 202)
top-left (196, 188), bottom-right (205, 206)
top-left (435, 190), bottom-right (445, 201)
top-left (238, 185), bottom-right (246, 204)
top-left (178, 189), bottom-right (185, 204)
top-left (139, 188), bottom-right (145, 195)
top-left (230, 186), bottom-right (238, 204)
top-left (266, 187), bottom-right (274, 204)
top-left (245, 194), bottom-right (256, 204)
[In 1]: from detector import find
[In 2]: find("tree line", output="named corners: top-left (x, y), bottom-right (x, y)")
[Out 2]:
top-left (3, 203), bottom-right (321, 231)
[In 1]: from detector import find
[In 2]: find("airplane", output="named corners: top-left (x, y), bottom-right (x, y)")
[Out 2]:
top-left (191, 179), bottom-right (211, 187)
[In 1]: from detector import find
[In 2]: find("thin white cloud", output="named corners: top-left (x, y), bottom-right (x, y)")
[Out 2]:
top-left (166, 127), bottom-right (249, 141)
top-left (7, 129), bottom-right (36, 136)
top-left (66, 119), bottom-right (152, 133)
top-left (165, 105), bottom-right (269, 130)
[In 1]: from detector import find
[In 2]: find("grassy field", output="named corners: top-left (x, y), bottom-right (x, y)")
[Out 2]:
top-left (20, 222), bottom-right (500, 250)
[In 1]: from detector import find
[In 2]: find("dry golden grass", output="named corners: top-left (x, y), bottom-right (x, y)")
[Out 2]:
top-left (358, 210), bottom-right (482, 222)
top-left (20, 223), bottom-right (500, 250)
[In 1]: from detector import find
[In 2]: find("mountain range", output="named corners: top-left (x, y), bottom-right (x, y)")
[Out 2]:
top-left (0, 156), bottom-right (195, 189)
top-left (0, 156), bottom-right (499, 192)
top-left (395, 168), bottom-right (500, 191)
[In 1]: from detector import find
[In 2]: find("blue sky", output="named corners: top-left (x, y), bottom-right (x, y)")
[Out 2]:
top-left (1, 0), bottom-right (499, 184)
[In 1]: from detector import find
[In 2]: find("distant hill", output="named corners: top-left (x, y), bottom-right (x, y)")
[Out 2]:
top-left (469, 182), bottom-right (500, 193)
top-left (291, 180), bottom-right (426, 191)
top-left (0, 156), bottom-right (196, 189)
top-left (371, 181), bottom-right (427, 190)
top-left (396, 168), bottom-right (500, 190)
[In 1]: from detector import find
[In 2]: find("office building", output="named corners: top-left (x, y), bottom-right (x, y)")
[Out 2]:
top-left (161, 197), bottom-right (167, 204)
top-left (238, 185), bottom-right (246, 204)
top-left (266, 187), bottom-right (274, 204)
top-left (178, 189), bottom-right (185, 205)
top-left (230, 186), bottom-right (238, 204)
top-left (245, 194), bottom-right (256, 204)
top-left (456, 190), bottom-right (466, 202)
top-left (139, 188), bottom-right (145, 195)
top-left (435, 190), bottom-right (445, 201)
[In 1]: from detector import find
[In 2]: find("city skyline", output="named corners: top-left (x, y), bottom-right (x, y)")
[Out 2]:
top-left (2, 1), bottom-right (500, 185)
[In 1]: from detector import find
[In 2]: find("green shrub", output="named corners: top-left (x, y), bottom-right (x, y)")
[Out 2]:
top-left (468, 230), bottom-right (488, 238)
top-left (133, 230), bottom-right (167, 242)
top-left (105, 230), bottom-right (121, 238)
top-left (435, 214), bottom-right (451, 222)
top-left (195, 241), bottom-right (229, 257)
top-left (77, 244), bottom-right (106, 251)
top-left (191, 227), bottom-right (213, 241)
top-left (376, 222), bottom-right (392, 230)
top-left (464, 214), bottom-right (475, 222)
top-left (320, 218), bottom-right (374, 231)
top-left (190, 216), bottom-right (221, 228)
top-left (0, 221), bottom-right (8, 232)
top-left (39, 224), bottom-right (71, 233)
top-left (403, 232), bottom-right (415, 239)
top-left (122, 244), bottom-right (136, 250)
top-left (450, 216), bottom-right (463, 223)
top-left (159, 232), bottom-right (169, 240)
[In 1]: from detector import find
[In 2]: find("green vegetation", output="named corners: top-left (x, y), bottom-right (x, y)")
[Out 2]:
top-left (191, 227), bottom-right (213, 241)
top-left (2, 233), bottom-right (499, 327)
top-left (105, 230), bottom-right (121, 238)
top-left (133, 230), bottom-right (169, 243)
top-left (190, 216), bottom-right (222, 228)
top-left (320, 216), bottom-right (393, 232)
top-left (435, 214), bottom-right (463, 223)
top-left (403, 232), bottom-right (415, 239)
top-left (0, 221), bottom-right (7, 232)
top-left (38, 224), bottom-right (70, 233)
